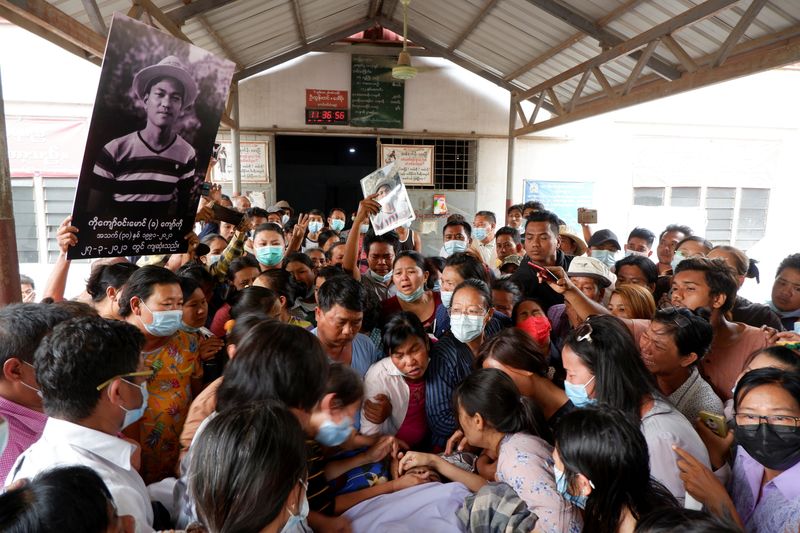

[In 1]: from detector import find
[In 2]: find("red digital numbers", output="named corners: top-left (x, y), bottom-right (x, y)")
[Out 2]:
top-left (305, 108), bottom-right (349, 125)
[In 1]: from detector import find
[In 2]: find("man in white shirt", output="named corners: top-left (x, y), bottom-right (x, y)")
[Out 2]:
top-left (6, 316), bottom-right (154, 533)
top-left (471, 210), bottom-right (497, 266)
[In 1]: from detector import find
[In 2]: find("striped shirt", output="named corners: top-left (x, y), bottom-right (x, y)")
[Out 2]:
top-left (93, 131), bottom-right (196, 204)
top-left (306, 439), bottom-right (335, 515)
top-left (425, 332), bottom-right (475, 449)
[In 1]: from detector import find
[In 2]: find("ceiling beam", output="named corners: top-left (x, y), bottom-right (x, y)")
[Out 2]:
top-left (234, 18), bottom-right (377, 82)
top-left (135, 0), bottom-right (192, 42)
top-left (449, 0), bottom-right (499, 51)
top-left (0, 0), bottom-right (106, 58)
top-left (522, 0), bottom-right (681, 81)
top-left (367, 0), bottom-right (380, 19)
top-left (382, 0), bottom-right (400, 19)
top-left (166, 0), bottom-right (237, 26)
top-left (197, 15), bottom-right (241, 67)
top-left (290, 0), bottom-right (307, 44)
top-left (713, 0), bottom-right (767, 67)
top-left (514, 28), bottom-right (800, 136)
top-left (80, 0), bottom-right (107, 35)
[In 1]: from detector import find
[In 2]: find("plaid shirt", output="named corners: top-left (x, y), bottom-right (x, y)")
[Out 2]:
top-left (0, 396), bottom-right (47, 481)
top-left (209, 229), bottom-right (246, 283)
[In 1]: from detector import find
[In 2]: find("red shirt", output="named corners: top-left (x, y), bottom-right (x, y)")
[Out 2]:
top-left (395, 378), bottom-right (428, 448)
top-left (381, 291), bottom-right (442, 333)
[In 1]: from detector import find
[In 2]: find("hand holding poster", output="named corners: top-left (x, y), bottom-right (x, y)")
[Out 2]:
top-left (360, 162), bottom-right (415, 236)
top-left (68, 14), bottom-right (235, 260)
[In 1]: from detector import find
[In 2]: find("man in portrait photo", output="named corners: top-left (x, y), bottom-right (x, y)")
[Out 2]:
top-left (89, 55), bottom-right (199, 216)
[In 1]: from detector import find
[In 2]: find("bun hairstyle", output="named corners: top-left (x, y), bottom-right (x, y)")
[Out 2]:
top-left (454, 368), bottom-right (552, 443)
top-left (711, 245), bottom-right (760, 283)
top-left (85, 262), bottom-right (139, 302)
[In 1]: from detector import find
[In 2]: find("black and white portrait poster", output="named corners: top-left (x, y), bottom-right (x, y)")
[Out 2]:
top-left (68, 13), bottom-right (235, 259)
top-left (360, 162), bottom-right (415, 235)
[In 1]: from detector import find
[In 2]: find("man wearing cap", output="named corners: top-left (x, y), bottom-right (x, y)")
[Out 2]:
top-left (587, 229), bottom-right (621, 270)
top-left (266, 205), bottom-right (284, 225)
top-left (91, 56), bottom-right (199, 216)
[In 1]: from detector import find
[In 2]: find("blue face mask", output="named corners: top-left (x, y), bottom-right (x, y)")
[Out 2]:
top-left (360, 223), bottom-right (370, 234)
top-left (256, 245), bottom-right (284, 267)
top-left (308, 221), bottom-right (324, 234)
top-left (397, 284), bottom-right (425, 303)
top-left (366, 269), bottom-right (392, 285)
top-left (564, 376), bottom-right (596, 408)
top-left (443, 240), bottom-right (468, 256)
top-left (282, 482), bottom-right (309, 532)
top-left (139, 302), bottom-right (182, 337)
top-left (671, 250), bottom-right (686, 272)
top-left (316, 416), bottom-right (353, 447)
top-left (591, 249), bottom-right (617, 269)
top-left (206, 254), bottom-right (221, 266)
top-left (440, 290), bottom-right (453, 308)
top-left (554, 464), bottom-right (589, 509)
top-left (473, 227), bottom-right (488, 242)
top-left (118, 379), bottom-right (149, 430)
top-left (330, 219), bottom-right (345, 232)
top-left (432, 280), bottom-right (441, 293)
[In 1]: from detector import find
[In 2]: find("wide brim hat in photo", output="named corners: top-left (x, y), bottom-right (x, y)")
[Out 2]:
top-left (275, 200), bottom-right (293, 211)
top-left (133, 55), bottom-right (199, 109)
top-left (558, 225), bottom-right (587, 256)
top-left (567, 256), bottom-right (616, 288)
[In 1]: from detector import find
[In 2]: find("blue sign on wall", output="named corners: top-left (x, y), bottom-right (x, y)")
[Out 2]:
top-left (523, 180), bottom-right (594, 230)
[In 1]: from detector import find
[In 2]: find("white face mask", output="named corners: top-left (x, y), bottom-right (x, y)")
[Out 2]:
top-left (450, 313), bottom-right (485, 343)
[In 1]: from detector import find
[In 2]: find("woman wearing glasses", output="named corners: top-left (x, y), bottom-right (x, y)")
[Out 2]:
top-left (561, 315), bottom-right (710, 506)
top-left (674, 368), bottom-right (800, 532)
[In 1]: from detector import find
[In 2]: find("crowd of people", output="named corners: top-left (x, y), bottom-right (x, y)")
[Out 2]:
top-left (0, 188), bottom-right (798, 533)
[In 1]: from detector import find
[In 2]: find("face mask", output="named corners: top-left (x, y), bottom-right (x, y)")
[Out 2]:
top-left (139, 302), bottom-right (182, 337)
top-left (117, 379), bottom-right (149, 430)
top-left (591, 249), bottom-right (617, 269)
top-left (432, 280), bottom-right (441, 293)
top-left (316, 415), bottom-right (353, 447)
top-left (554, 464), bottom-right (589, 509)
top-left (443, 240), bottom-right (468, 256)
top-left (735, 422), bottom-right (800, 471)
top-left (517, 316), bottom-right (552, 347)
top-left (366, 269), bottom-right (392, 285)
top-left (397, 284), bottom-right (425, 303)
top-left (282, 487), bottom-right (309, 532)
top-left (360, 223), bottom-right (370, 234)
top-left (308, 221), bottom-right (324, 234)
top-left (441, 290), bottom-right (453, 308)
top-left (282, 214), bottom-right (290, 225)
top-left (179, 320), bottom-right (200, 333)
top-left (20, 361), bottom-right (43, 398)
top-left (256, 245), bottom-right (284, 267)
top-left (473, 227), bottom-right (488, 241)
top-left (624, 249), bottom-right (648, 258)
top-left (671, 251), bottom-right (686, 272)
top-left (331, 219), bottom-right (345, 232)
top-left (206, 254), bottom-right (221, 266)
top-left (450, 313), bottom-right (485, 343)
top-left (564, 376), bottom-right (597, 408)
top-left (402, 221), bottom-right (412, 229)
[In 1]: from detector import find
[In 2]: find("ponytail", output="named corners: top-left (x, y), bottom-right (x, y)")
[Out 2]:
top-left (747, 258), bottom-right (760, 283)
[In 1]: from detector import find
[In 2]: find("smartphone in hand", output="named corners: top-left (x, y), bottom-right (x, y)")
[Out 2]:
top-left (528, 261), bottom-right (560, 283)
top-left (698, 410), bottom-right (728, 437)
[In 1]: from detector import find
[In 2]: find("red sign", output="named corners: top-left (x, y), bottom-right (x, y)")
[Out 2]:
top-left (306, 89), bottom-right (348, 109)
top-left (7, 116), bottom-right (89, 177)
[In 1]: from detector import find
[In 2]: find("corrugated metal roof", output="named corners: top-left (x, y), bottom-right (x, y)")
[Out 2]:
top-left (31, 0), bottom-right (800, 105)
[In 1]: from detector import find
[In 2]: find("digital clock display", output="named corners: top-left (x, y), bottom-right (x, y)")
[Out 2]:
top-left (305, 108), bottom-right (349, 125)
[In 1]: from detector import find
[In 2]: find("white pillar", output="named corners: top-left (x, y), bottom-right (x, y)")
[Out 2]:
top-left (231, 82), bottom-right (241, 196)
top-left (505, 92), bottom-right (516, 209)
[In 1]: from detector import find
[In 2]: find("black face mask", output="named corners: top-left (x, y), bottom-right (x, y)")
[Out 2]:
top-left (735, 422), bottom-right (800, 471)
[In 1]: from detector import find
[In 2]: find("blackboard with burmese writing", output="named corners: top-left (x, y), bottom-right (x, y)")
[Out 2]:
top-left (350, 55), bottom-right (404, 129)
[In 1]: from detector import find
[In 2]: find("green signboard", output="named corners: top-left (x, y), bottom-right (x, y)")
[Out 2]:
top-left (350, 55), bottom-right (404, 129)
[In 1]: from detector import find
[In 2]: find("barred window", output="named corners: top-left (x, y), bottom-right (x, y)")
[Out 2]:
top-left (379, 137), bottom-right (476, 190)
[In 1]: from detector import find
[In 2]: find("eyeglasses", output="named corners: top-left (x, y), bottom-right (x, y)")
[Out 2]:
top-left (575, 321), bottom-right (593, 343)
top-left (734, 413), bottom-right (800, 429)
top-left (657, 305), bottom-right (691, 328)
top-left (451, 306), bottom-right (487, 318)
top-left (96, 371), bottom-right (152, 391)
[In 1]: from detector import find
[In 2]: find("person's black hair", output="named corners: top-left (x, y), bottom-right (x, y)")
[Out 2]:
top-left (328, 207), bottom-right (346, 219)
top-left (35, 316), bottom-right (144, 421)
top-left (491, 279), bottom-right (522, 308)
top-left (216, 320), bottom-right (328, 413)
top-left (221, 194), bottom-right (231, 202)
top-left (524, 209), bottom-right (560, 235)
top-left (614, 254), bottom-right (659, 286)
top-left (227, 255), bottom-right (260, 282)
top-left (564, 315), bottom-right (660, 422)
top-left (676, 235), bottom-right (714, 254)
top-left (627, 227), bottom-right (656, 247)
top-left (230, 286), bottom-right (280, 319)
top-left (674, 257), bottom-right (739, 314)
top-left (652, 307), bottom-right (713, 362)
top-left (255, 269), bottom-right (301, 307)
top-left (393, 250), bottom-right (427, 272)
top-left (19, 275), bottom-right (34, 288)
top-left (86, 262), bottom-right (139, 302)
top-left (179, 276), bottom-right (202, 302)
top-left (659, 224), bottom-right (694, 240)
top-left (383, 311), bottom-right (430, 356)
top-left (326, 363), bottom-right (364, 408)
top-left (316, 265), bottom-right (346, 282)
top-left (634, 507), bottom-right (742, 533)
top-left (360, 285), bottom-right (382, 333)
top-left (318, 228), bottom-right (339, 246)
top-left (254, 222), bottom-right (285, 241)
top-left (776, 252), bottom-right (800, 277)
top-left (475, 210), bottom-right (496, 225)
top-left (0, 303), bottom-right (86, 367)
top-left (455, 368), bottom-right (551, 442)
top-left (308, 208), bottom-right (325, 218)
top-left (710, 245), bottom-right (759, 283)
top-left (177, 262), bottom-right (215, 291)
top-left (476, 327), bottom-right (549, 377)
top-left (442, 219), bottom-right (472, 239)
top-left (733, 367), bottom-right (800, 412)
top-left (427, 255), bottom-right (446, 273)
top-left (444, 252), bottom-right (489, 285)
top-left (362, 230), bottom-right (399, 254)
top-left (424, 256), bottom-right (445, 290)
top-left (522, 200), bottom-right (545, 212)
top-left (743, 345), bottom-right (800, 373)
top-left (317, 275), bottom-right (366, 313)
top-left (0, 466), bottom-right (116, 533)
top-left (48, 300), bottom-right (98, 318)
top-left (555, 406), bottom-right (678, 533)
top-left (117, 265), bottom-right (180, 317)
top-left (283, 252), bottom-right (314, 271)
top-left (201, 233), bottom-right (228, 247)
top-left (506, 204), bottom-right (523, 215)
top-left (246, 207), bottom-right (269, 220)
top-left (190, 401), bottom-right (307, 533)
top-left (510, 297), bottom-right (547, 324)
top-left (452, 279), bottom-right (493, 309)
top-left (495, 226), bottom-right (521, 245)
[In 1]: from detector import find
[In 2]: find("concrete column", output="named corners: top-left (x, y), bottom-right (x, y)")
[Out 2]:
top-left (0, 71), bottom-right (22, 305)
top-left (231, 81), bottom-right (241, 196)
top-left (505, 92), bottom-right (516, 210)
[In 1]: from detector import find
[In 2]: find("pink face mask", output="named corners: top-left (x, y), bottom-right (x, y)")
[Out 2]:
top-left (517, 315), bottom-right (552, 347)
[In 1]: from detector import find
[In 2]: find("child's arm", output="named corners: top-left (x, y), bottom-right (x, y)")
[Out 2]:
top-left (323, 435), bottom-right (395, 481)
top-left (399, 451), bottom-right (487, 492)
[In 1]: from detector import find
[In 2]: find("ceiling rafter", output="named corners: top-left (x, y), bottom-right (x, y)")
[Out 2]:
top-left (448, 0), bottom-right (499, 52)
top-left (290, 0), bottom-right (307, 45)
top-left (166, 0), bottom-right (238, 26)
top-left (80, 0), bottom-right (107, 35)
